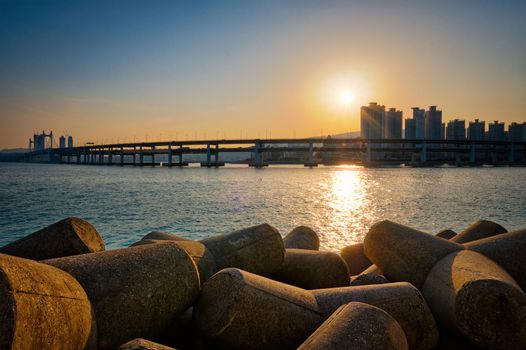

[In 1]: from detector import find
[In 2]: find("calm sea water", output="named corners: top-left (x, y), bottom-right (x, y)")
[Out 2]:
top-left (0, 163), bottom-right (525, 251)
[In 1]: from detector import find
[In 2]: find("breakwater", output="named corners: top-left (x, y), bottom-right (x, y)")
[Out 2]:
top-left (1, 217), bottom-right (525, 349)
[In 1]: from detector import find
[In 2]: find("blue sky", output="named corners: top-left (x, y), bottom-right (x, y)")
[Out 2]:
top-left (1, 0), bottom-right (525, 147)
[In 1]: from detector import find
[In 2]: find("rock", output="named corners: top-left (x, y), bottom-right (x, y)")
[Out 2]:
top-left (283, 226), bottom-right (320, 250)
top-left (200, 223), bottom-right (284, 276)
top-left (270, 249), bottom-right (349, 289)
top-left (43, 242), bottom-right (200, 349)
top-left (193, 268), bottom-right (437, 350)
top-left (118, 338), bottom-right (176, 350)
top-left (350, 273), bottom-right (390, 286)
top-left (435, 229), bottom-right (457, 240)
top-left (297, 302), bottom-right (408, 350)
top-left (0, 217), bottom-right (104, 260)
top-left (422, 250), bottom-right (526, 350)
top-left (0, 253), bottom-right (94, 349)
top-left (340, 243), bottom-right (372, 275)
top-left (450, 220), bottom-right (507, 244)
top-left (465, 228), bottom-right (526, 294)
top-left (363, 220), bottom-right (464, 289)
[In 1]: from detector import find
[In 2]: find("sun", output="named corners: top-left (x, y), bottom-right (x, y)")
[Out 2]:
top-left (339, 90), bottom-right (355, 106)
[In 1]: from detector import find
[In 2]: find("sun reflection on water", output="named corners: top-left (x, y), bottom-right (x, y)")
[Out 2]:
top-left (318, 167), bottom-right (375, 251)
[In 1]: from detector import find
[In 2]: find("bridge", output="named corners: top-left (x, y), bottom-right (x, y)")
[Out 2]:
top-left (14, 138), bottom-right (526, 167)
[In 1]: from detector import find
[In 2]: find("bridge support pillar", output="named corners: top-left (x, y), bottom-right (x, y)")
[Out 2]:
top-left (421, 141), bottom-right (427, 165)
top-left (77, 150), bottom-right (81, 164)
top-left (120, 146), bottom-right (124, 166)
top-left (108, 147), bottom-right (113, 165)
top-left (305, 142), bottom-right (317, 167)
top-left (139, 145), bottom-right (143, 166)
top-left (509, 143), bottom-right (515, 164)
top-left (215, 143), bottom-right (219, 164)
top-left (151, 146), bottom-right (155, 166)
top-left (168, 143), bottom-right (173, 167)
top-left (206, 143), bottom-right (211, 167)
top-left (179, 145), bottom-right (183, 165)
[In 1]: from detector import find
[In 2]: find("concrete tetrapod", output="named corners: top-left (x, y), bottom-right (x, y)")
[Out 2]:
top-left (0, 253), bottom-right (94, 349)
top-left (43, 242), bottom-right (200, 349)
top-left (199, 223), bottom-right (284, 276)
top-left (422, 249), bottom-right (526, 350)
top-left (435, 229), bottom-right (457, 240)
top-left (0, 217), bottom-right (105, 260)
top-left (282, 226), bottom-right (320, 250)
top-left (118, 338), bottom-right (177, 350)
top-left (363, 220), bottom-right (464, 289)
top-left (465, 228), bottom-right (526, 293)
top-left (450, 220), bottom-right (507, 244)
top-left (297, 302), bottom-right (408, 350)
top-left (193, 268), bottom-right (438, 350)
top-left (270, 249), bottom-right (349, 289)
top-left (350, 273), bottom-right (390, 286)
top-left (311, 283), bottom-right (437, 350)
top-left (143, 231), bottom-right (190, 241)
top-left (340, 243), bottom-right (373, 276)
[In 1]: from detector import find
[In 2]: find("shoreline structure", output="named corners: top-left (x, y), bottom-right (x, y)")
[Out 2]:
top-left (1, 217), bottom-right (525, 349)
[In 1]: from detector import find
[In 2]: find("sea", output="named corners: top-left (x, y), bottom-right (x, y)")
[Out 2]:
top-left (0, 162), bottom-right (525, 251)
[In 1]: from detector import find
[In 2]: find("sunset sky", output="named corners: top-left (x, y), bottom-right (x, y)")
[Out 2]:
top-left (1, 0), bottom-right (525, 148)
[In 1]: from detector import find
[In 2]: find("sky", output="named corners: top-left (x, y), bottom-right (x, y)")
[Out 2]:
top-left (1, 0), bottom-right (525, 148)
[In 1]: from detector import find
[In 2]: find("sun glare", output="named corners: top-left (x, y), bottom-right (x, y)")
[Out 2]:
top-left (339, 90), bottom-right (355, 106)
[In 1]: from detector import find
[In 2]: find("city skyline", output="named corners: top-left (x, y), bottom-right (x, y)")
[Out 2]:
top-left (1, 1), bottom-right (526, 148)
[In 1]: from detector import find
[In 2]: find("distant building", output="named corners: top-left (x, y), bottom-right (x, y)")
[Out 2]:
top-left (412, 107), bottom-right (425, 139)
top-left (488, 120), bottom-right (506, 141)
top-left (424, 106), bottom-right (442, 140)
top-left (360, 102), bottom-right (385, 139)
top-left (508, 122), bottom-right (526, 142)
top-left (446, 119), bottom-right (466, 140)
top-left (59, 136), bottom-right (66, 148)
top-left (441, 123), bottom-right (446, 140)
top-left (384, 108), bottom-right (403, 139)
top-left (67, 136), bottom-right (74, 148)
top-left (468, 119), bottom-right (485, 140)
top-left (405, 118), bottom-right (416, 139)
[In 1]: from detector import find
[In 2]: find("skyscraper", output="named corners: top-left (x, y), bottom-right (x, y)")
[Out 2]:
top-left (360, 102), bottom-right (385, 139)
top-left (384, 108), bottom-right (403, 139)
top-left (468, 119), bottom-right (485, 140)
top-left (412, 107), bottom-right (425, 139)
top-left (488, 121), bottom-right (506, 141)
top-left (405, 118), bottom-right (416, 139)
top-left (424, 106), bottom-right (442, 140)
top-left (446, 119), bottom-right (466, 140)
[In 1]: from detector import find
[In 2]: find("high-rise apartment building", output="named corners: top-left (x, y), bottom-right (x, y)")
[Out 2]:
top-left (488, 120), bottom-right (506, 141)
top-left (468, 119), bottom-right (485, 140)
top-left (508, 122), bottom-right (526, 142)
top-left (405, 118), bottom-right (416, 139)
top-left (412, 107), bottom-right (425, 139)
top-left (360, 102), bottom-right (385, 139)
top-left (446, 119), bottom-right (466, 140)
top-left (384, 108), bottom-right (403, 139)
top-left (424, 106), bottom-right (442, 140)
